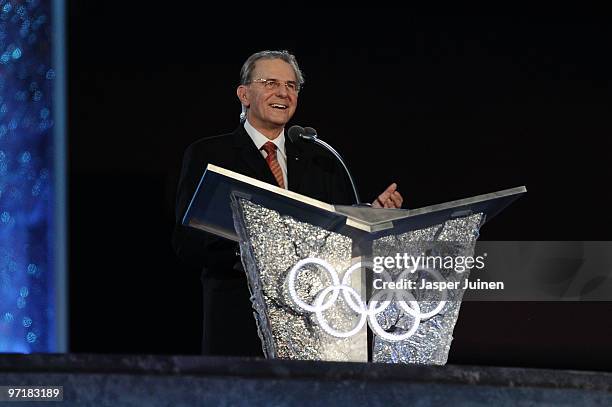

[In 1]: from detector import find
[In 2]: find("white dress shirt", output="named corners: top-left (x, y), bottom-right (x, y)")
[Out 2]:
top-left (244, 120), bottom-right (288, 189)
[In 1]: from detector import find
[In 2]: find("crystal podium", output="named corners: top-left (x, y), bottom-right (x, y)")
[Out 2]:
top-left (183, 164), bottom-right (525, 364)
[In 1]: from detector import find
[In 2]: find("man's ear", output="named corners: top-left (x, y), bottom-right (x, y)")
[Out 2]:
top-left (236, 85), bottom-right (249, 108)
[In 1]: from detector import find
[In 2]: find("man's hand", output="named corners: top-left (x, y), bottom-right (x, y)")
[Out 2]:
top-left (372, 183), bottom-right (403, 208)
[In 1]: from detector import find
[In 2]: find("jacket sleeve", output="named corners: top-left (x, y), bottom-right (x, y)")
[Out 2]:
top-left (171, 142), bottom-right (240, 273)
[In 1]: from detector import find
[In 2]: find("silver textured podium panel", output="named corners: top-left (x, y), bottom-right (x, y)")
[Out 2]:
top-left (232, 198), bottom-right (367, 362)
top-left (371, 214), bottom-right (482, 364)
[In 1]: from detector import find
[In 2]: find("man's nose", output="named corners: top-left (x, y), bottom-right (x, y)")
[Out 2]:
top-left (275, 84), bottom-right (289, 97)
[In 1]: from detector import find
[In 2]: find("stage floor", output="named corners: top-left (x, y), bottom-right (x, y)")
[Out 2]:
top-left (1, 354), bottom-right (611, 406)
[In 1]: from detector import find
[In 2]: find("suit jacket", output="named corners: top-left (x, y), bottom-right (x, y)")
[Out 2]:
top-left (172, 124), bottom-right (354, 356)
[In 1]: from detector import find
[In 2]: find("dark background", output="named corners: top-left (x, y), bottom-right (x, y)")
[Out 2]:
top-left (67, 5), bottom-right (612, 369)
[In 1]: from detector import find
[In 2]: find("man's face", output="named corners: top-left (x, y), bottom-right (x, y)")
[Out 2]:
top-left (237, 58), bottom-right (298, 138)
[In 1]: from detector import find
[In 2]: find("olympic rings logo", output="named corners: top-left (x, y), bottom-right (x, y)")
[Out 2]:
top-left (286, 258), bottom-right (448, 342)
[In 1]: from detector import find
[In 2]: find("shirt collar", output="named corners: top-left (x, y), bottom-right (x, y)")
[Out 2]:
top-left (244, 119), bottom-right (286, 159)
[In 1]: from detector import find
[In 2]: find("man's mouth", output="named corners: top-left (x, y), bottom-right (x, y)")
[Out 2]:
top-left (269, 103), bottom-right (288, 110)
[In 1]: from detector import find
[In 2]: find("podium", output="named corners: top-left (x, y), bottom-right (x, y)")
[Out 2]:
top-left (183, 164), bottom-right (525, 364)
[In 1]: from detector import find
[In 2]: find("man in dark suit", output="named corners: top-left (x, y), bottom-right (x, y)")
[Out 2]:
top-left (173, 50), bottom-right (403, 357)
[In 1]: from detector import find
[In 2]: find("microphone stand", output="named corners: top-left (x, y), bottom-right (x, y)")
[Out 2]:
top-left (300, 127), bottom-right (366, 206)
top-left (309, 137), bottom-right (362, 205)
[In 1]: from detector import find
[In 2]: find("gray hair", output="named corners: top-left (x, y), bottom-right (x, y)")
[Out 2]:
top-left (239, 50), bottom-right (304, 122)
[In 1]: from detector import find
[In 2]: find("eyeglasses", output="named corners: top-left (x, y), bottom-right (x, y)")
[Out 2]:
top-left (248, 78), bottom-right (300, 94)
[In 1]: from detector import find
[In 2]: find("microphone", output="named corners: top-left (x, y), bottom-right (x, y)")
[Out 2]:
top-left (287, 125), bottom-right (362, 205)
top-left (287, 125), bottom-right (305, 143)
top-left (302, 127), bottom-right (318, 140)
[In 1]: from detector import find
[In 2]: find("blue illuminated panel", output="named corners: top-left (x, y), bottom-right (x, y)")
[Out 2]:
top-left (0, 0), bottom-right (66, 352)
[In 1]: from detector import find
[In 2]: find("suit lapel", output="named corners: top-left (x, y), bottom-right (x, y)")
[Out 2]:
top-left (232, 125), bottom-right (277, 186)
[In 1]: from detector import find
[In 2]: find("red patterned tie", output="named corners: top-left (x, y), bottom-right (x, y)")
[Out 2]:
top-left (261, 141), bottom-right (285, 189)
